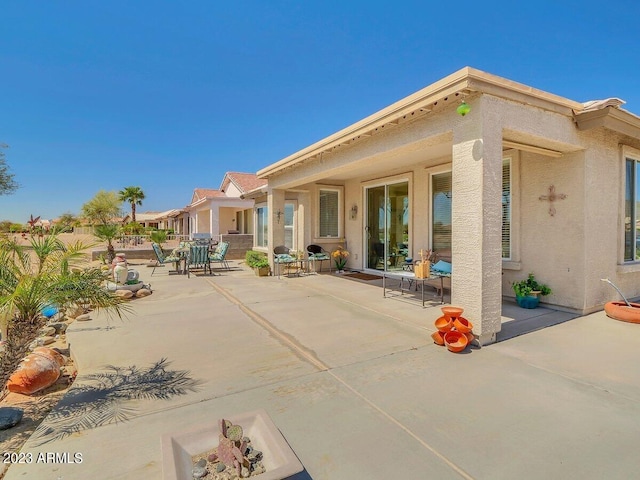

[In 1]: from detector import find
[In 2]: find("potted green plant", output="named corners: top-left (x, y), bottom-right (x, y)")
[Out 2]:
top-left (245, 250), bottom-right (270, 277)
top-left (512, 273), bottom-right (552, 308)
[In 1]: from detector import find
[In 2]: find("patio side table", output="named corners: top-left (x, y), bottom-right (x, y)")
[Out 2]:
top-left (382, 271), bottom-right (445, 307)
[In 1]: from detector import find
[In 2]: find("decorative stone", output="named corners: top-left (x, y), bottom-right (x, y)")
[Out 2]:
top-left (216, 463), bottom-right (226, 473)
top-left (114, 289), bottom-right (134, 299)
top-left (66, 305), bottom-right (84, 319)
top-left (192, 458), bottom-right (207, 478)
top-left (49, 322), bottom-right (68, 334)
top-left (38, 326), bottom-right (56, 336)
top-left (135, 288), bottom-right (152, 298)
top-left (241, 466), bottom-right (249, 478)
top-left (75, 313), bottom-right (91, 322)
top-left (39, 336), bottom-right (55, 345)
top-left (0, 407), bottom-right (24, 430)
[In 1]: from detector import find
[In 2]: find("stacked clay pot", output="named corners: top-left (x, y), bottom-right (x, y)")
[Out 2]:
top-left (431, 306), bottom-right (474, 353)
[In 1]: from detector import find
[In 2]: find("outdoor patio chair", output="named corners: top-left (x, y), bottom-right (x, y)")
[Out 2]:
top-left (273, 245), bottom-right (297, 278)
top-left (186, 244), bottom-right (211, 277)
top-left (151, 242), bottom-right (181, 276)
top-left (306, 244), bottom-right (332, 273)
top-left (209, 241), bottom-right (230, 270)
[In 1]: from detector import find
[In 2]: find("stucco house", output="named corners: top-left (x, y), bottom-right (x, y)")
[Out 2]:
top-left (252, 66), bottom-right (640, 345)
top-left (186, 172), bottom-right (267, 238)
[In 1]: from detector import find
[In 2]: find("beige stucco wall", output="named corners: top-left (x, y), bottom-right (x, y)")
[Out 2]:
top-left (218, 207), bottom-right (236, 234)
top-left (501, 150), bottom-right (586, 310)
top-left (263, 91), bottom-right (640, 317)
top-left (224, 182), bottom-right (243, 197)
top-left (584, 132), bottom-right (640, 310)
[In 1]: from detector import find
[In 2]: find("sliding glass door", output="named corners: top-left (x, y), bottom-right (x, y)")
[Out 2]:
top-left (365, 181), bottom-right (409, 272)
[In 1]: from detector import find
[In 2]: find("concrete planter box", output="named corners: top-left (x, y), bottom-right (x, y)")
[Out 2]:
top-left (161, 409), bottom-right (303, 480)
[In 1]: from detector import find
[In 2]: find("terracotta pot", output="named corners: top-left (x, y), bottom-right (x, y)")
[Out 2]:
top-left (431, 331), bottom-right (446, 346)
top-left (443, 330), bottom-right (469, 353)
top-left (7, 347), bottom-right (66, 395)
top-left (441, 306), bottom-right (464, 319)
top-left (434, 316), bottom-right (453, 332)
top-left (604, 301), bottom-right (640, 324)
top-left (453, 317), bottom-right (473, 333)
top-left (464, 332), bottom-right (475, 344)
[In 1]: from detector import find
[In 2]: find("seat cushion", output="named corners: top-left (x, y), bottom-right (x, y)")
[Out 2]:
top-left (432, 260), bottom-right (452, 274)
top-left (274, 254), bottom-right (295, 263)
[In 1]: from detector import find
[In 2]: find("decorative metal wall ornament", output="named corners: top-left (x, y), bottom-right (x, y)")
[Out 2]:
top-left (539, 185), bottom-right (567, 216)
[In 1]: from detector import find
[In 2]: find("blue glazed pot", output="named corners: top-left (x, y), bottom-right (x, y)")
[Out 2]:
top-left (516, 295), bottom-right (540, 309)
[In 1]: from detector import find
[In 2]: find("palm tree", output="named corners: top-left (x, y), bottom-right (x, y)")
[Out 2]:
top-left (94, 224), bottom-right (120, 264)
top-left (118, 186), bottom-right (145, 223)
top-left (0, 233), bottom-right (129, 394)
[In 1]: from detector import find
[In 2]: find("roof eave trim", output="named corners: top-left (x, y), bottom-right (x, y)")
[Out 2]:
top-left (257, 67), bottom-right (585, 179)
top-left (574, 106), bottom-right (640, 138)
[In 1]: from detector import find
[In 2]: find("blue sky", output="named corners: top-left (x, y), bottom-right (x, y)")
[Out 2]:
top-left (1, 1), bottom-right (639, 223)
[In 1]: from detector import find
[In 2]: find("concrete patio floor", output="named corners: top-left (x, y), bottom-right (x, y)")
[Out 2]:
top-left (5, 263), bottom-right (640, 479)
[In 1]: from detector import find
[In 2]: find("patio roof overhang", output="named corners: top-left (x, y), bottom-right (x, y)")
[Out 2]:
top-left (574, 105), bottom-right (640, 139)
top-left (257, 67), bottom-right (585, 181)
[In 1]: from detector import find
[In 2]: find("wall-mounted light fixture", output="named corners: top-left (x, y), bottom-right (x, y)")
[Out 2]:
top-left (350, 204), bottom-right (358, 220)
top-left (276, 209), bottom-right (282, 224)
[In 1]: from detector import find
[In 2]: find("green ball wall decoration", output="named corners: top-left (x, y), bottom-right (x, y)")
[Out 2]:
top-left (457, 101), bottom-right (471, 116)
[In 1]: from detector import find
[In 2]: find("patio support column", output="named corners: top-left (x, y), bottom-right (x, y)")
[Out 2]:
top-left (210, 207), bottom-right (216, 237)
top-left (267, 188), bottom-right (285, 266)
top-left (451, 97), bottom-right (503, 346)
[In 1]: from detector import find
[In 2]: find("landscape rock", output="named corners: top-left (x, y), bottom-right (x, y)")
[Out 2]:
top-left (192, 458), bottom-right (207, 478)
top-left (40, 336), bottom-right (55, 345)
top-left (75, 313), bottom-right (91, 322)
top-left (38, 326), bottom-right (56, 336)
top-left (66, 305), bottom-right (84, 319)
top-left (49, 322), bottom-right (68, 334)
top-left (135, 288), bottom-right (152, 298)
top-left (0, 407), bottom-right (24, 430)
top-left (114, 289), bottom-right (134, 299)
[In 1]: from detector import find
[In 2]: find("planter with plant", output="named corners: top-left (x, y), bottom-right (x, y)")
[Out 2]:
top-left (331, 247), bottom-right (349, 272)
top-left (245, 250), bottom-right (270, 277)
top-left (512, 273), bottom-right (552, 309)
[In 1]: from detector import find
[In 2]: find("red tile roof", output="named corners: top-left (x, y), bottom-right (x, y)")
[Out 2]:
top-left (221, 172), bottom-right (267, 194)
top-left (191, 188), bottom-right (225, 203)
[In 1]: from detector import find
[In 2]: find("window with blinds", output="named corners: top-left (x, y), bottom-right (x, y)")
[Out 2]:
top-left (256, 206), bottom-right (268, 247)
top-left (624, 157), bottom-right (640, 262)
top-left (502, 159), bottom-right (511, 259)
top-left (432, 173), bottom-right (452, 254)
top-left (284, 203), bottom-right (295, 249)
top-left (319, 189), bottom-right (339, 237)
top-left (431, 161), bottom-right (511, 259)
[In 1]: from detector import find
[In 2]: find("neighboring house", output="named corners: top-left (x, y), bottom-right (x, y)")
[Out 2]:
top-left (134, 212), bottom-right (163, 229)
top-left (154, 209), bottom-right (188, 235)
top-left (117, 210), bottom-right (188, 234)
top-left (253, 66), bottom-right (640, 345)
top-left (186, 172), bottom-right (267, 238)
